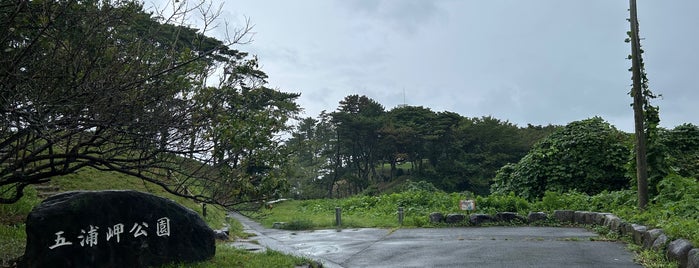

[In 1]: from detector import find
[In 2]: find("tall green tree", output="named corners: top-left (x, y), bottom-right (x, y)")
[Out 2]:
top-left (0, 0), bottom-right (299, 207)
top-left (330, 95), bottom-right (385, 195)
top-left (285, 114), bottom-right (339, 199)
top-left (381, 106), bottom-right (435, 179)
top-left (457, 117), bottom-right (531, 194)
top-left (423, 111), bottom-right (463, 169)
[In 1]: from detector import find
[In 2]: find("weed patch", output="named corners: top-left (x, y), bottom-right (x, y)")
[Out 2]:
top-left (282, 219), bottom-right (316, 230)
top-left (160, 243), bottom-right (314, 268)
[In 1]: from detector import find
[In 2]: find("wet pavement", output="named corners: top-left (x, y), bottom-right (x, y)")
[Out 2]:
top-left (229, 213), bottom-right (641, 268)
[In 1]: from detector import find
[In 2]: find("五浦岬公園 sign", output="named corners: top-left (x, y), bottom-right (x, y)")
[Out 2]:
top-left (22, 190), bottom-right (214, 268)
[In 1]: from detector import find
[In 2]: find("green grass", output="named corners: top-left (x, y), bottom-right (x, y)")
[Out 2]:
top-left (0, 223), bottom-right (26, 265)
top-left (256, 189), bottom-right (536, 229)
top-left (0, 187), bottom-right (41, 222)
top-left (162, 243), bottom-right (314, 268)
top-left (52, 168), bottom-right (229, 229)
top-left (252, 199), bottom-right (404, 229)
top-left (0, 186), bottom-right (40, 263)
top-left (627, 243), bottom-right (678, 268)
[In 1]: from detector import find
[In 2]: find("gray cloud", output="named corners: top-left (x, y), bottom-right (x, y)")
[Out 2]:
top-left (338, 0), bottom-right (444, 35)
top-left (146, 0), bottom-right (699, 132)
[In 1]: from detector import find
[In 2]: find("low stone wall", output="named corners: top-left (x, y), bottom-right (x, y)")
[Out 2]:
top-left (428, 211), bottom-right (548, 226)
top-left (428, 210), bottom-right (699, 268)
top-left (553, 210), bottom-right (698, 268)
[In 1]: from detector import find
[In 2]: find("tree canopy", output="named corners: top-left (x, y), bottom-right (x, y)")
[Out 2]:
top-left (0, 0), bottom-right (300, 206)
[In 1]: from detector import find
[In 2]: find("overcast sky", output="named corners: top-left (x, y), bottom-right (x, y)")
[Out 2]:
top-left (151, 1), bottom-right (698, 132)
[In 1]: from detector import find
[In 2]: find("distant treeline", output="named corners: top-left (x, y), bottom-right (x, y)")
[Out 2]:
top-left (286, 95), bottom-right (699, 201)
top-left (285, 94), bottom-right (560, 198)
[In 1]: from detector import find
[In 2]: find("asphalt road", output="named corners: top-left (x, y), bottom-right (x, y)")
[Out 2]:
top-left (229, 213), bottom-right (641, 268)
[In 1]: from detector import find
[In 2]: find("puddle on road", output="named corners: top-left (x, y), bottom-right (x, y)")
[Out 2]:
top-left (293, 242), bottom-right (341, 255)
top-left (226, 240), bottom-right (267, 253)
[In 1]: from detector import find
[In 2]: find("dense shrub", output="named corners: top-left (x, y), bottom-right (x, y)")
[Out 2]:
top-left (491, 117), bottom-right (631, 199)
top-left (661, 124), bottom-right (699, 180)
top-left (533, 191), bottom-right (592, 212)
top-left (282, 219), bottom-right (316, 230)
top-left (401, 180), bottom-right (442, 193)
top-left (475, 193), bottom-right (530, 214)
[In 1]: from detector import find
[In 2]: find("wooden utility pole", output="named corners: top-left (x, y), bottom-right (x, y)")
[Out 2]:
top-left (629, 0), bottom-right (649, 210)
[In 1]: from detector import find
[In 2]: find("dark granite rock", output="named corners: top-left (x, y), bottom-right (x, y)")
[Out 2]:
top-left (621, 222), bottom-right (634, 237)
top-left (642, 229), bottom-right (664, 249)
top-left (667, 239), bottom-right (694, 268)
top-left (652, 234), bottom-right (670, 251)
top-left (687, 248), bottom-right (699, 268)
top-left (527, 212), bottom-right (548, 223)
top-left (586, 212), bottom-right (598, 225)
top-left (22, 190), bottom-right (214, 268)
top-left (582, 212), bottom-right (596, 225)
top-left (468, 214), bottom-right (494, 225)
top-left (632, 224), bottom-right (648, 245)
top-left (553, 210), bottom-right (574, 223)
top-left (494, 212), bottom-right (525, 223)
top-left (573, 211), bottom-right (586, 224)
top-left (445, 214), bottom-right (466, 224)
top-left (603, 214), bottom-right (622, 232)
top-left (429, 212), bottom-right (444, 223)
top-left (593, 213), bottom-right (611, 225)
top-left (213, 230), bottom-right (229, 241)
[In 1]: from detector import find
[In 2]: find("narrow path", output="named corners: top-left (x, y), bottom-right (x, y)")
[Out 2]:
top-left (229, 212), bottom-right (347, 268)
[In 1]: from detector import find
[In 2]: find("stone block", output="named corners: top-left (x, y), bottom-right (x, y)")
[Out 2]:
top-left (220, 224), bottom-right (230, 236)
top-left (632, 224), bottom-right (648, 245)
top-left (593, 213), bottom-right (611, 225)
top-left (553, 210), bottom-right (574, 223)
top-left (573, 211), bottom-right (587, 224)
top-left (445, 213), bottom-right (466, 224)
top-left (667, 239), bottom-right (694, 268)
top-left (214, 229), bottom-right (229, 241)
top-left (687, 248), bottom-right (699, 268)
top-left (642, 229), bottom-right (664, 249)
top-left (468, 214), bottom-right (494, 225)
top-left (495, 212), bottom-right (525, 223)
top-left (603, 214), bottom-right (621, 232)
top-left (652, 234), bottom-right (669, 251)
top-left (429, 212), bottom-right (444, 223)
top-left (583, 212), bottom-right (596, 225)
top-left (621, 222), bottom-right (635, 237)
top-left (527, 212), bottom-right (548, 223)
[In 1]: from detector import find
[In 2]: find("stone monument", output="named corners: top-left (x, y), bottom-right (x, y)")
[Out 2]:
top-left (22, 190), bottom-right (215, 268)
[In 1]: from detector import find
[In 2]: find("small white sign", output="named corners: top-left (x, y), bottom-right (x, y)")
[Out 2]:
top-left (460, 200), bottom-right (475, 211)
